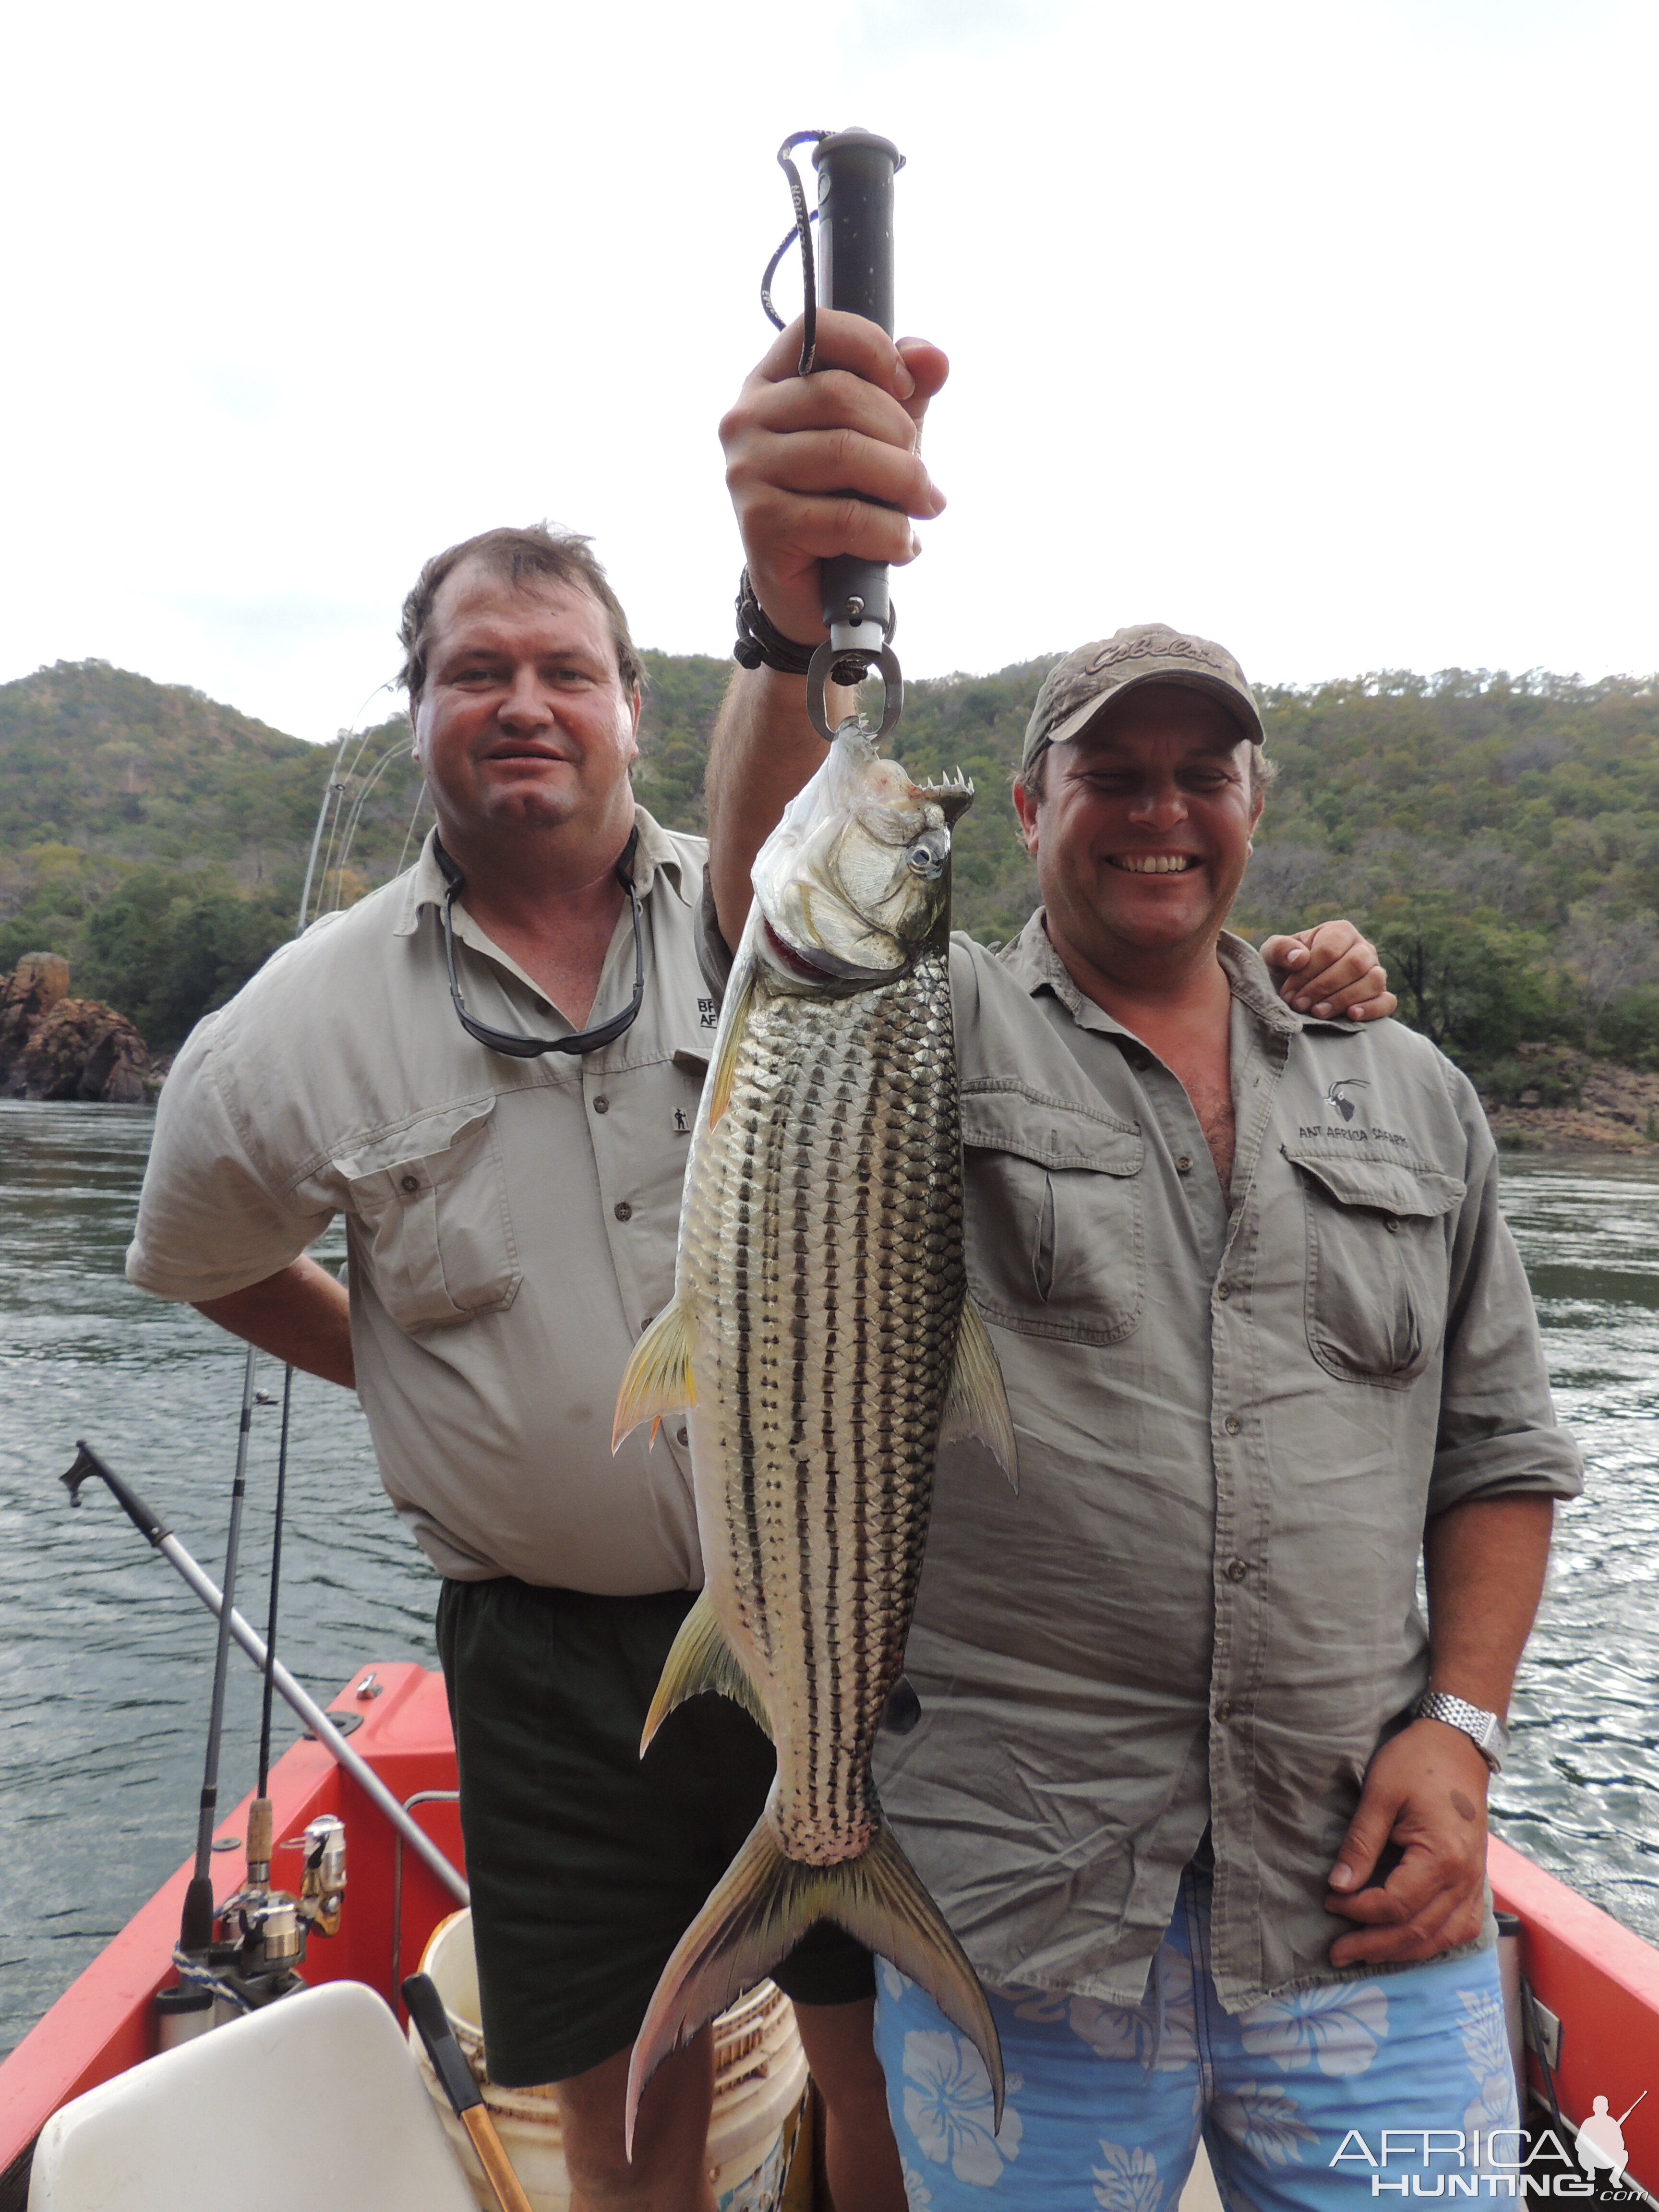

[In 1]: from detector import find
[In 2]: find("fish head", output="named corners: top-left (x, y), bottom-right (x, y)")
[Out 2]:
top-left (751, 727), bottom-right (975, 985)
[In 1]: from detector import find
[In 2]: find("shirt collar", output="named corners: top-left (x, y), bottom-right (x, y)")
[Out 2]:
top-left (1004, 908), bottom-right (1357, 1040)
top-left (392, 804), bottom-right (688, 938)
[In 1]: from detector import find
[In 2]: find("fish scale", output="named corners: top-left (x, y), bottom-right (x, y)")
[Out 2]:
top-left (688, 956), bottom-right (963, 1865)
top-left (613, 727), bottom-right (1013, 2147)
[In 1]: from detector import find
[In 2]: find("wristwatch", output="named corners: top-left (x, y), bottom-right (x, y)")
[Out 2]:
top-left (1413, 1691), bottom-right (1508, 1773)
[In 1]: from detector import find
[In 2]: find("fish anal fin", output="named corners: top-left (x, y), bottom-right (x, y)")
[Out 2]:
top-left (625, 1812), bottom-right (1004, 2157)
top-left (612, 1299), bottom-right (696, 1454)
top-left (939, 1297), bottom-right (1019, 1491)
top-left (708, 960), bottom-right (756, 1130)
top-left (642, 1592), bottom-right (772, 1754)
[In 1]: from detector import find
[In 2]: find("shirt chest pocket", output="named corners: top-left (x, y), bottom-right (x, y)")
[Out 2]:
top-left (333, 1100), bottom-right (521, 1332)
top-left (961, 1082), bottom-right (1145, 1346)
top-left (1286, 1148), bottom-right (1464, 1388)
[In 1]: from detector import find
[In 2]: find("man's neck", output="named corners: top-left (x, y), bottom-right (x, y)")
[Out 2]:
top-left (434, 800), bottom-right (637, 1025)
top-left (1044, 916), bottom-right (1233, 1042)
top-left (1047, 916), bottom-right (1239, 1197)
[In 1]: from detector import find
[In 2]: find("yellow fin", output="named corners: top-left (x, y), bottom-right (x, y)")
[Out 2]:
top-left (625, 1815), bottom-right (1003, 2158)
top-left (939, 1297), bottom-right (1019, 1492)
top-left (641, 1592), bottom-right (771, 1754)
top-left (612, 1299), bottom-right (696, 1453)
top-left (707, 958), bottom-right (756, 1130)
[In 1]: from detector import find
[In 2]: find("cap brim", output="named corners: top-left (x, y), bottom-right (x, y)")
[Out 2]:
top-left (1047, 669), bottom-right (1264, 749)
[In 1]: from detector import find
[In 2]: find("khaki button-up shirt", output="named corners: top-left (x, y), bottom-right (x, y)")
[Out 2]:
top-left (869, 913), bottom-right (1582, 2013)
top-left (128, 813), bottom-right (721, 1592)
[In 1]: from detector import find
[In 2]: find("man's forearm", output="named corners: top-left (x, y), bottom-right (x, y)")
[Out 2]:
top-left (194, 1255), bottom-right (355, 1389)
top-left (1423, 1491), bottom-right (1555, 1714)
top-left (705, 665), bottom-right (840, 950)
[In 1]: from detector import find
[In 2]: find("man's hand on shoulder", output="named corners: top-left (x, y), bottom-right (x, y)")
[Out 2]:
top-left (720, 309), bottom-right (949, 646)
top-left (1322, 1719), bottom-right (1491, 1967)
top-left (1260, 920), bottom-right (1397, 1023)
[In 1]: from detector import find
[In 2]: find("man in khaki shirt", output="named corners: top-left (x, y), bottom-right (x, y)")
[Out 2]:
top-left (703, 313), bottom-right (1581, 2205)
top-left (128, 526), bottom-right (890, 2212)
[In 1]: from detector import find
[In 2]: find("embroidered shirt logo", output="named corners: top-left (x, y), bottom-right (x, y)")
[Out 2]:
top-left (1325, 1078), bottom-right (1370, 1124)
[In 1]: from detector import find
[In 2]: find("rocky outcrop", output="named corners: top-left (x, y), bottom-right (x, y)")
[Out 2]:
top-left (0, 954), bottom-right (152, 1103)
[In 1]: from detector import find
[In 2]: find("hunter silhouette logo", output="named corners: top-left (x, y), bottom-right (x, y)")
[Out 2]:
top-left (1326, 1078), bottom-right (1371, 1123)
top-left (1578, 2091), bottom-right (1645, 2188)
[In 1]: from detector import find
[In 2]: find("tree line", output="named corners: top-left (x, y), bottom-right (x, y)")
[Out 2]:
top-left (2, 655), bottom-right (1656, 1088)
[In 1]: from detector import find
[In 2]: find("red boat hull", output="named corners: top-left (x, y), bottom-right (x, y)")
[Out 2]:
top-left (5, 1671), bottom-right (1657, 2199)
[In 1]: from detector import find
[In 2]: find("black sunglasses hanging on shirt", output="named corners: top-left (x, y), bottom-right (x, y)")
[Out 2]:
top-left (433, 828), bottom-right (645, 1058)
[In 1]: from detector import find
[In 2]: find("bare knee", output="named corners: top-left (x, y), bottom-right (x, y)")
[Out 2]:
top-left (554, 2033), bottom-right (717, 2212)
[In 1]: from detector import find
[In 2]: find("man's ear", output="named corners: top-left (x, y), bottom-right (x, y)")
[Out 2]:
top-left (1012, 776), bottom-right (1041, 858)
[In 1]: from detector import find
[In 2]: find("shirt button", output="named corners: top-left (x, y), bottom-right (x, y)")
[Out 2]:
top-left (593, 1095), bottom-right (610, 1114)
top-left (1217, 1283), bottom-right (1231, 1302)
top-left (399, 1174), bottom-right (419, 1194)
top-left (676, 1426), bottom-right (688, 1446)
top-left (1383, 1214), bottom-right (1399, 1233)
top-left (1217, 1701), bottom-right (1235, 1722)
top-left (1226, 1557), bottom-right (1248, 1583)
top-left (1224, 1414), bottom-right (1241, 1436)
top-left (1176, 1154), bottom-right (1194, 1175)
top-left (614, 1201), bottom-right (633, 1221)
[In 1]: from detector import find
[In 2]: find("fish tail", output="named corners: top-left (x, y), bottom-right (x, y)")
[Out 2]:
top-left (625, 1812), bottom-right (1003, 2157)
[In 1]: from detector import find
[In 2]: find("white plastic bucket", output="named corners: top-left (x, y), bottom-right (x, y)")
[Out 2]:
top-left (409, 1910), bottom-right (809, 2212)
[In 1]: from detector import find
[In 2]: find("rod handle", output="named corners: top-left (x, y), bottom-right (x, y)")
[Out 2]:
top-left (460, 2106), bottom-right (537, 2212)
top-left (245, 1797), bottom-right (273, 1868)
top-left (402, 1972), bottom-right (480, 2115)
top-left (60, 1442), bottom-right (170, 1546)
top-left (403, 1975), bottom-right (535, 2212)
top-left (813, 128), bottom-right (903, 642)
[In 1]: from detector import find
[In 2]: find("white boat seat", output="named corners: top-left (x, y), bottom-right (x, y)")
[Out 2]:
top-left (28, 1980), bottom-right (476, 2212)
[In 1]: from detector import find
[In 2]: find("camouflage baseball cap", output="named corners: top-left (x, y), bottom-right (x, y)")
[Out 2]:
top-left (1021, 623), bottom-right (1264, 775)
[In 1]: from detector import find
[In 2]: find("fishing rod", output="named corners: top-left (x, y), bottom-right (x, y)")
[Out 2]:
top-left (60, 1441), bottom-right (469, 1907)
top-left (177, 1348), bottom-right (259, 1957)
top-left (764, 127), bottom-right (906, 748)
top-left (242, 1363), bottom-right (294, 1902)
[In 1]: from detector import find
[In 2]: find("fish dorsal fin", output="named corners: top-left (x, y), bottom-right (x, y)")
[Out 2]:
top-left (708, 958), bottom-right (757, 1130)
top-left (939, 1297), bottom-right (1019, 1491)
top-left (612, 1298), bottom-right (696, 1453)
top-left (641, 1591), bottom-right (771, 1754)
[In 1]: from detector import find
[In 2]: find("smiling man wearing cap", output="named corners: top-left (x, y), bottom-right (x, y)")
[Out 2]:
top-left (702, 312), bottom-right (1582, 2207)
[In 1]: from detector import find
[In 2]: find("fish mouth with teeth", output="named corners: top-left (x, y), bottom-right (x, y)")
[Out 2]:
top-left (1108, 853), bottom-right (1202, 874)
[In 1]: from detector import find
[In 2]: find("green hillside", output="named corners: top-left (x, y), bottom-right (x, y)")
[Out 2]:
top-left (3, 654), bottom-right (1658, 1080)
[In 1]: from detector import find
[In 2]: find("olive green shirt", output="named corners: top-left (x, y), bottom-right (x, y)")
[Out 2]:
top-left (128, 814), bottom-right (716, 1592)
top-left (866, 912), bottom-right (1581, 2013)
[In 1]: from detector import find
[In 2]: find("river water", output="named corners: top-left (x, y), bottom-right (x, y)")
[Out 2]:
top-left (2, 1103), bottom-right (1656, 2062)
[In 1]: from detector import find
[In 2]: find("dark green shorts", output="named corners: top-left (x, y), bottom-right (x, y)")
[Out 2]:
top-left (435, 1577), bottom-right (875, 2087)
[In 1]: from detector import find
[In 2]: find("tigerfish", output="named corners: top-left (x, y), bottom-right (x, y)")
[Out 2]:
top-left (613, 721), bottom-right (1017, 2150)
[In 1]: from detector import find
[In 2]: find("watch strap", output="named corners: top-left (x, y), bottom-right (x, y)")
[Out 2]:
top-left (1413, 1690), bottom-right (1507, 1772)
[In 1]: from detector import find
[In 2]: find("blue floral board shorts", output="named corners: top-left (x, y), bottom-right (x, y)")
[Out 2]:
top-left (873, 1860), bottom-right (1520, 2209)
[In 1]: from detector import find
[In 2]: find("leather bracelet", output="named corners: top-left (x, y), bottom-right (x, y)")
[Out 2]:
top-left (733, 567), bottom-right (818, 676)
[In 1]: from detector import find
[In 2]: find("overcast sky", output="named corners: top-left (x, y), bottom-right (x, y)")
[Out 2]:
top-left (1, 0), bottom-right (1652, 744)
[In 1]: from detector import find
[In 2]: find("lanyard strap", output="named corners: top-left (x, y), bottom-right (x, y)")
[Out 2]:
top-left (433, 828), bottom-right (645, 1059)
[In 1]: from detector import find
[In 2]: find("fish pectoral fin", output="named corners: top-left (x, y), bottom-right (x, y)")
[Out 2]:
top-left (612, 1299), bottom-right (696, 1453)
top-left (625, 1814), bottom-right (1005, 2159)
top-left (641, 1592), bottom-right (772, 1754)
top-left (707, 958), bottom-right (757, 1130)
top-left (939, 1297), bottom-right (1020, 1492)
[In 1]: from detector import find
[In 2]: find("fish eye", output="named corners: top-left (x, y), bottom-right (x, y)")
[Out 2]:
top-left (906, 833), bottom-right (948, 880)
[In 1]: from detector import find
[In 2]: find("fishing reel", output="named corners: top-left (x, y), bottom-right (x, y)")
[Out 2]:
top-left (218, 1809), bottom-right (347, 1984)
top-left (764, 127), bottom-right (906, 747)
top-left (158, 1811), bottom-right (348, 2041)
top-left (219, 1812), bottom-right (347, 2005)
